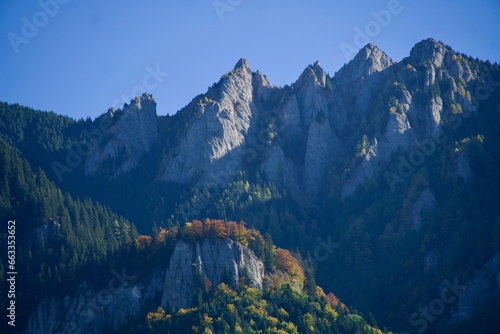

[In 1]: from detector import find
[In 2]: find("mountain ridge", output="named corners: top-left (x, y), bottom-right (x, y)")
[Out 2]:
top-left (80, 38), bottom-right (482, 198)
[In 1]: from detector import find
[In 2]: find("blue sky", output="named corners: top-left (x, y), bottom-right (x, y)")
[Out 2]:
top-left (1, 0), bottom-right (499, 119)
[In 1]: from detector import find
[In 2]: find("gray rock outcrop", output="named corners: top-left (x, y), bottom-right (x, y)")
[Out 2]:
top-left (334, 43), bottom-right (393, 87)
top-left (260, 144), bottom-right (299, 195)
top-left (24, 281), bottom-right (148, 334)
top-left (339, 39), bottom-right (479, 199)
top-left (159, 58), bottom-right (258, 186)
top-left (450, 251), bottom-right (500, 323)
top-left (410, 187), bottom-right (436, 231)
top-left (85, 93), bottom-right (158, 176)
top-left (304, 119), bottom-right (339, 194)
top-left (341, 138), bottom-right (380, 200)
top-left (455, 150), bottom-right (473, 180)
top-left (162, 239), bottom-right (264, 309)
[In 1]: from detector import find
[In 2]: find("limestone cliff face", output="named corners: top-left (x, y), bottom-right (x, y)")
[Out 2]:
top-left (159, 59), bottom-right (260, 187)
top-left (340, 138), bottom-right (380, 200)
top-left (24, 280), bottom-right (152, 334)
top-left (334, 43), bottom-right (393, 115)
top-left (158, 59), bottom-right (345, 195)
top-left (256, 60), bottom-right (345, 195)
top-left (450, 251), bottom-right (500, 323)
top-left (292, 62), bottom-right (342, 194)
top-left (334, 43), bottom-right (392, 86)
top-left (339, 39), bottom-right (478, 199)
top-left (409, 187), bottom-right (436, 232)
top-left (84, 39), bottom-right (480, 199)
top-left (304, 118), bottom-right (339, 194)
top-left (162, 239), bottom-right (264, 309)
top-left (454, 149), bottom-right (473, 180)
top-left (260, 143), bottom-right (300, 196)
top-left (85, 93), bottom-right (158, 176)
top-left (406, 38), bottom-right (477, 136)
top-left (294, 61), bottom-right (330, 129)
top-left (24, 239), bottom-right (264, 334)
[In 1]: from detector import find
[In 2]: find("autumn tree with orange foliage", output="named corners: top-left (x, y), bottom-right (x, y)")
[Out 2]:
top-left (135, 235), bottom-right (152, 250)
top-left (180, 219), bottom-right (231, 241)
top-left (276, 249), bottom-right (305, 284)
top-left (155, 226), bottom-right (179, 247)
top-left (181, 220), bottom-right (205, 241)
top-left (203, 218), bottom-right (228, 239)
top-left (226, 221), bottom-right (238, 239)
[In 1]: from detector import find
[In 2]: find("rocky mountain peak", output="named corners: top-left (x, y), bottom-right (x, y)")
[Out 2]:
top-left (354, 43), bottom-right (391, 70)
top-left (409, 38), bottom-right (448, 67)
top-left (234, 57), bottom-right (251, 74)
top-left (84, 93), bottom-right (158, 176)
top-left (160, 57), bottom-right (257, 187)
top-left (334, 43), bottom-right (392, 86)
top-left (296, 61), bottom-right (327, 88)
top-left (253, 70), bottom-right (275, 101)
top-left (134, 92), bottom-right (156, 108)
top-left (312, 60), bottom-right (327, 86)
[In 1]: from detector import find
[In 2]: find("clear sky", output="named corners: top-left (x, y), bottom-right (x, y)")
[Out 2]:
top-left (1, 0), bottom-right (499, 119)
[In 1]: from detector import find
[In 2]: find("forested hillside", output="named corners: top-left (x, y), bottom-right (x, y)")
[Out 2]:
top-left (0, 138), bottom-right (137, 330)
